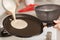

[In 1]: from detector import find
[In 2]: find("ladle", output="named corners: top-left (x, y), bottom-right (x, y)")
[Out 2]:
top-left (2, 0), bottom-right (17, 21)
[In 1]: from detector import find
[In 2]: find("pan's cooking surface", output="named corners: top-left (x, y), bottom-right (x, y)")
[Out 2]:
top-left (3, 14), bottom-right (43, 37)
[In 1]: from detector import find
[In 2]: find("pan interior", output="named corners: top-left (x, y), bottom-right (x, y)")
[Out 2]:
top-left (3, 14), bottom-right (43, 37)
top-left (11, 19), bottom-right (28, 29)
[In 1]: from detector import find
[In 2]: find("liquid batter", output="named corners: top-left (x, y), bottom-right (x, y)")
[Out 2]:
top-left (11, 19), bottom-right (28, 29)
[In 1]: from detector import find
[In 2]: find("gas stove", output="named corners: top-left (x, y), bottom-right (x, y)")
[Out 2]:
top-left (0, 11), bottom-right (58, 40)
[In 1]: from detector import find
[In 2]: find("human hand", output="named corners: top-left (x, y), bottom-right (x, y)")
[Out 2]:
top-left (54, 20), bottom-right (60, 30)
top-left (5, 11), bottom-right (12, 15)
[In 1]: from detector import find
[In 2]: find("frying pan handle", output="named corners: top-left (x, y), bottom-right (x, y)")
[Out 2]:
top-left (47, 22), bottom-right (56, 27)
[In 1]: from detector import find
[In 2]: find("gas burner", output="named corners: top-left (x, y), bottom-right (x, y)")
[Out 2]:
top-left (0, 28), bottom-right (11, 37)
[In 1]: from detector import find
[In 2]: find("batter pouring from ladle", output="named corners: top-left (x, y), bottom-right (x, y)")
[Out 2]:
top-left (3, 0), bottom-right (28, 29)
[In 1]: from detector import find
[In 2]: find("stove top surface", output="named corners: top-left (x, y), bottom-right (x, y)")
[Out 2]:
top-left (0, 11), bottom-right (57, 40)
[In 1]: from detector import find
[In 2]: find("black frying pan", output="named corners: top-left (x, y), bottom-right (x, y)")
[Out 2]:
top-left (3, 14), bottom-right (43, 38)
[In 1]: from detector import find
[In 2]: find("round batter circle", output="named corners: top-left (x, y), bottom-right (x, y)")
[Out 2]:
top-left (11, 19), bottom-right (28, 29)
